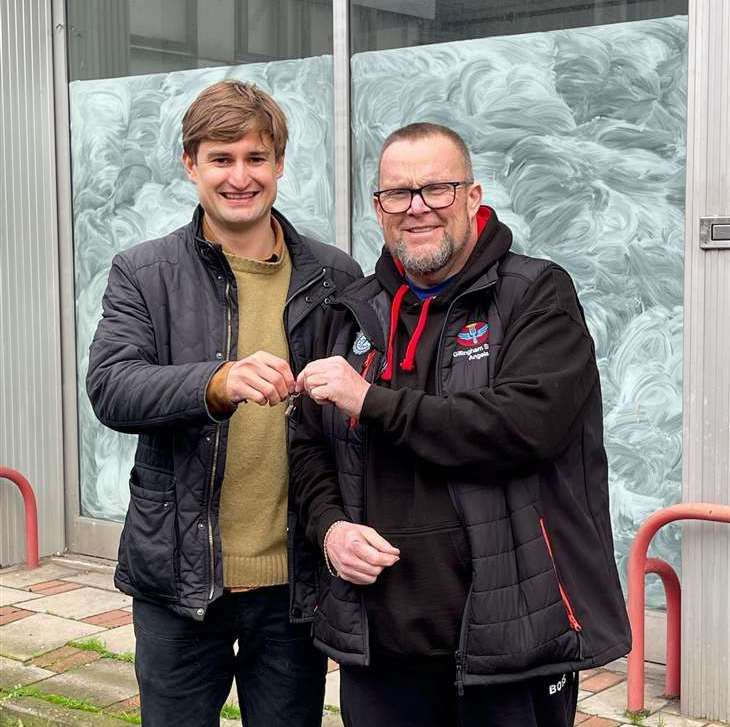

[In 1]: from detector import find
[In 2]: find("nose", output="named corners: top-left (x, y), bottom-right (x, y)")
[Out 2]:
top-left (407, 190), bottom-right (430, 215)
top-left (228, 161), bottom-right (249, 188)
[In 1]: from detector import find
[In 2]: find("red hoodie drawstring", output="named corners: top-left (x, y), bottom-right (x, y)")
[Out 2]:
top-left (380, 285), bottom-right (435, 381)
top-left (380, 284), bottom-right (409, 382)
top-left (400, 296), bottom-right (434, 372)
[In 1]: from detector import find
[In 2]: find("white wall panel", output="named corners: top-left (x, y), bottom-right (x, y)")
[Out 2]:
top-left (681, 0), bottom-right (730, 720)
top-left (0, 0), bottom-right (66, 565)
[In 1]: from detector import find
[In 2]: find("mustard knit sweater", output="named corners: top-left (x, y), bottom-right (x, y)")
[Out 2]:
top-left (215, 219), bottom-right (292, 588)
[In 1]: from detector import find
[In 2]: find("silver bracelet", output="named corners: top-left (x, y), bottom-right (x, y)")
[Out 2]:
top-left (323, 520), bottom-right (347, 577)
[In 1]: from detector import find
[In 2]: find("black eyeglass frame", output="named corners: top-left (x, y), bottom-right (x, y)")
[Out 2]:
top-left (373, 180), bottom-right (473, 214)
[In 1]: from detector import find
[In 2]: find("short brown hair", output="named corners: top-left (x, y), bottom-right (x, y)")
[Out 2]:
top-left (378, 122), bottom-right (473, 181)
top-left (182, 80), bottom-right (288, 161)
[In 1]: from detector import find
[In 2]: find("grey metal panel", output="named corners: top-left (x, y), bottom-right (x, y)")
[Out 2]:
top-left (681, 0), bottom-right (730, 720)
top-left (333, 0), bottom-right (351, 254)
top-left (0, 0), bottom-right (66, 566)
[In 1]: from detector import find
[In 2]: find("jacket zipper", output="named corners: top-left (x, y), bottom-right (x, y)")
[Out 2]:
top-left (454, 582), bottom-right (473, 697)
top-left (437, 281), bottom-right (497, 689)
top-left (437, 285), bottom-right (497, 532)
top-left (539, 517), bottom-right (582, 632)
top-left (206, 278), bottom-right (232, 602)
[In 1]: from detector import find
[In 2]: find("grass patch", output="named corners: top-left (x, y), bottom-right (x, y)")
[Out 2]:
top-left (1, 685), bottom-right (143, 724)
top-left (1, 685), bottom-right (102, 713)
top-left (68, 637), bottom-right (135, 664)
top-left (220, 703), bottom-right (241, 720)
top-left (624, 709), bottom-right (649, 725)
top-left (115, 712), bottom-right (142, 724)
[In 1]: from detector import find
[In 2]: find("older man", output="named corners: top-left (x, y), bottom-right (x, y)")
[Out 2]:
top-left (290, 122), bottom-right (630, 727)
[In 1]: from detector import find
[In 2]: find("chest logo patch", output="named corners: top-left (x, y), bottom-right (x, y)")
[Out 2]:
top-left (352, 331), bottom-right (371, 355)
top-left (456, 321), bottom-right (489, 347)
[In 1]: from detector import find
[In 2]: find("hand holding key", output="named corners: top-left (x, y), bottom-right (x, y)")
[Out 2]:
top-left (225, 351), bottom-right (295, 407)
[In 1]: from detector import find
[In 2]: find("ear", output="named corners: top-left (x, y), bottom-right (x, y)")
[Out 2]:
top-left (467, 181), bottom-right (482, 218)
top-left (182, 152), bottom-right (198, 183)
top-left (373, 195), bottom-right (385, 229)
top-left (275, 154), bottom-right (285, 179)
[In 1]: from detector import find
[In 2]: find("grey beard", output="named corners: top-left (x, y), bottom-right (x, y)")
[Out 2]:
top-left (393, 234), bottom-right (454, 276)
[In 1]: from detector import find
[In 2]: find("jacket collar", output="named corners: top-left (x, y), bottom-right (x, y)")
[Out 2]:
top-left (190, 204), bottom-right (324, 295)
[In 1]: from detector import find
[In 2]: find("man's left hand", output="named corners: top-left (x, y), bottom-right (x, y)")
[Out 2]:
top-left (296, 356), bottom-right (370, 419)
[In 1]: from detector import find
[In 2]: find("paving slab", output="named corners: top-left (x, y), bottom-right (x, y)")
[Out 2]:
top-left (325, 667), bottom-right (340, 710)
top-left (81, 610), bottom-right (132, 629)
top-left (578, 679), bottom-right (669, 721)
top-left (22, 587), bottom-right (131, 620)
top-left (0, 564), bottom-right (80, 590)
top-left (96, 624), bottom-right (135, 655)
top-left (0, 606), bottom-right (34, 626)
top-left (35, 658), bottom-right (138, 708)
top-left (322, 711), bottom-right (344, 727)
top-left (0, 613), bottom-right (104, 661)
top-left (0, 586), bottom-right (43, 607)
top-left (65, 571), bottom-right (117, 592)
top-left (643, 712), bottom-right (711, 726)
top-left (0, 656), bottom-right (53, 690)
top-left (0, 695), bottom-right (122, 726)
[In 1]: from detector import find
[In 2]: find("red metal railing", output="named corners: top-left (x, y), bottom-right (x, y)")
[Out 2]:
top-left (0, 467), bottom-right (39, 569)
top-left (627, 503), bottom-right (730, 713)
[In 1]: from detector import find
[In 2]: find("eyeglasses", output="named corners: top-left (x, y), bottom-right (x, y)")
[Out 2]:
top-left (373, 180), bottom-right (472, 214)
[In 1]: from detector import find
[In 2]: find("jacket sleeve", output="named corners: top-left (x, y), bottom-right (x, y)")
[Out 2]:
top-left (86, 253), bottom-right (225, 434)
top-left (360, 267), bottom-right (598, 470)
top-left (289, 309), bottom-right (349, 550)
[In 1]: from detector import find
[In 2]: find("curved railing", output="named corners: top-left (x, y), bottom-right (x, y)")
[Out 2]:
top-left (627, 502), bottom-right (730, 712)
top-left (0, 466), bottom-right (39, 569)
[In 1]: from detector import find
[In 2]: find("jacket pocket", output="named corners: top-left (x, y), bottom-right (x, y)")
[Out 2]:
top-left (119, 465), bottom-right (179, 601)
top-left (539, 517), bottom-right (582, 632)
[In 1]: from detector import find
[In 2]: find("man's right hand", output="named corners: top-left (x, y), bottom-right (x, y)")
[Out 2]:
top-left (207, 351), bottom-right (295, 415)
top-left (226, 351), bottom-right (295, 406)
top-left (326, 522), bottom-right (400, 585)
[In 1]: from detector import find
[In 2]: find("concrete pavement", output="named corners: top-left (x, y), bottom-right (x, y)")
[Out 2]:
top-left (1, 557), bottom-right (727, 727)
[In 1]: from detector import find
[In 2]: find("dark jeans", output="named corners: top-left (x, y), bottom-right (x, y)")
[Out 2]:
top-left (340, 665), bottom-right (579, 727)
top-left (133, 586), bottom-right (327, 727)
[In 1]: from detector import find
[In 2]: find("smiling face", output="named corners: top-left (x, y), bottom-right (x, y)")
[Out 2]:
top-left (183, 130), bottom-right (283, 235)
top-left (374, 134), bottom-right (482, 284)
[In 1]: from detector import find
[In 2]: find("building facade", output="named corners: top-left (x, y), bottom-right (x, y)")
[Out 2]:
top-left (0, 0), bottom-right (728, 719)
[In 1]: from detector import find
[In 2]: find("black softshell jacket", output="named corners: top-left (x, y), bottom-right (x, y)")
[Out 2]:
top-left (289, 207), bottom-right (631, 687)
top-left (87, 206), bottom-right (362, 621)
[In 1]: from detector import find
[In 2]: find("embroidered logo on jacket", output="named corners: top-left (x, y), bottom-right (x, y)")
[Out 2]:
top-left (453, 321), bottom-right (490, 362)
top-left (352, 331), bottom-right (371, 355)
top-left (456, 321), bottom-right (489, 347)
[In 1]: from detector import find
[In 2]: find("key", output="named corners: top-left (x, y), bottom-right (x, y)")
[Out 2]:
top-left (285, 392), bottom-right (301, 418)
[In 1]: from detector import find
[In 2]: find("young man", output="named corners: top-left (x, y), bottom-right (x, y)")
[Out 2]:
top-left (87, 81), bottom-right (361, 727)
top-left (290, 123), bottom-right (631, 726)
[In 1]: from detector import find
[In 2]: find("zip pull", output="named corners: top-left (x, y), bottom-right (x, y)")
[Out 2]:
top-left (455, 651), bottom-right (465, 697)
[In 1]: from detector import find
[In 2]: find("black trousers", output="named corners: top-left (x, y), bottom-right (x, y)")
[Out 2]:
top-left (133, 586), bottom-right (327, 727)
top-left (340, 665), bottom-right (578, 727)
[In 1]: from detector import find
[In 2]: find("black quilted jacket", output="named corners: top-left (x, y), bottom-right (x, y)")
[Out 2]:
top-left (87, 206), bottom-right (362, 621)
top-left (289, 207), bottom-right (631, 687)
